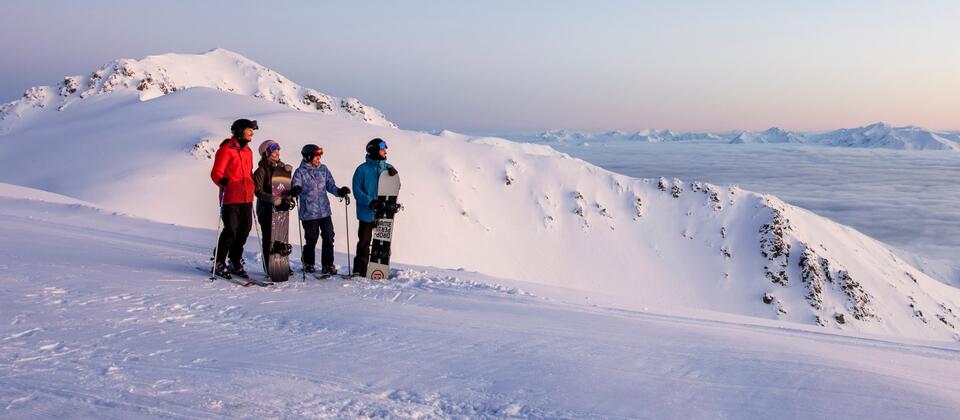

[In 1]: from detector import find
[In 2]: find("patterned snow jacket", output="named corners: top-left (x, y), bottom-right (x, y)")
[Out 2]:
top-left (291, 160), bottom-right (340, 221)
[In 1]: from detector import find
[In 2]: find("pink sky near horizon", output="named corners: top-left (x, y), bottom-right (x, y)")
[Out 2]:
top-left (0, 1), bottom-right (958, 132)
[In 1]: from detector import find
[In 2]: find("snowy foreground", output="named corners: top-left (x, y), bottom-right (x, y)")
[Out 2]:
top-left (2, 188), bottom-right (959, 418)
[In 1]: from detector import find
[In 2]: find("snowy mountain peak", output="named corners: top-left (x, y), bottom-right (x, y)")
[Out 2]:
top-left (729, 127), bottom-right (806, 144)
top-left (812, 122), bottom-right (960, 151)
top-left (762, 127), bottom-right (787, 135)
top-left (0, 48), bottom-right (396, 134)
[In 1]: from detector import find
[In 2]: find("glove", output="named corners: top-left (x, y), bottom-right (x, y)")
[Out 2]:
top-left (287, 185), bottom-right (303, 197)
top-left (387, 167), bottom-right (398, 176)
top-left (218, 177), bottom-right (229, 186)
top-left (337, 186), bottom-right (351, 197)
top-left (275, 197), bottom-right (296, 211)
top-left (369, 198), bottom-right (382, 211)
top-left (272, 196), bottom-right (282, 207)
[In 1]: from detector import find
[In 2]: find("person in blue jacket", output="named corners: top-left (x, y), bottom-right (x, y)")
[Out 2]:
top-left (291, 144), bottom-right (350, 275)
top-left (352, 138), bottom-right (397, 276)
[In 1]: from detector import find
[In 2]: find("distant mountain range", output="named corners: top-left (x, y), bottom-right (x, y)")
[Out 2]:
top-left (506, 123), bottom-right (960, 151)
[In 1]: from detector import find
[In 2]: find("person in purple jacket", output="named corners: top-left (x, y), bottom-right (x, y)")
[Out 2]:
top-left (291, 144), bottom-right (350, 274)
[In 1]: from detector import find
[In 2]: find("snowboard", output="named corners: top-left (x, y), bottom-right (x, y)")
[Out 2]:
top-left (267, 165), bottom-right (294, 282)
top-left (367, 171), bottom-right (401, 280)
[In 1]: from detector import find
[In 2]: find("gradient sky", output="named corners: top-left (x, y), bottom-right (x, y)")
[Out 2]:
top-left (2, 0), bottom-right (958, 132)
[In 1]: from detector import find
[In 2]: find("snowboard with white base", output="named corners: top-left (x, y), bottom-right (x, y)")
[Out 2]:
top-left (367, 172), bottom-right (401, 280)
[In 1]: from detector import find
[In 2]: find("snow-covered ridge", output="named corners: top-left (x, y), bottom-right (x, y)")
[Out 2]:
top-left (728, 122), bottom-right (960, 150)
top-left (0, 48), bottom-right (396, 133)
top-left (808, 122), bottom-right (960, 150)
top-left (505, 122), bottom-right (960, 150)
top-left (0, 53), bottom-right (958, 341)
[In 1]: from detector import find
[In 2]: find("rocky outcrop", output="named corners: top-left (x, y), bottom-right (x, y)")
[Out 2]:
top-left (759, 203), bottom-right (791, 286)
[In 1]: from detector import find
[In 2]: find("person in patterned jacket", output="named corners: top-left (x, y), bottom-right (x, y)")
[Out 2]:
top-left (291, 144), bottom-right (350, 275)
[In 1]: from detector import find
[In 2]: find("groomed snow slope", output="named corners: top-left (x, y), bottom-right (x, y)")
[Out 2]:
top-left (1, 184), bottom-right (959, 419)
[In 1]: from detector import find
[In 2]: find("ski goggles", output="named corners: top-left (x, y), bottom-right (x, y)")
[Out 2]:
top-left (266, 143), bottom-right (280, 154)
top-left (378, 141), bottom-right (388, 150)
top-left (311, 147), bottom-right (324, 156)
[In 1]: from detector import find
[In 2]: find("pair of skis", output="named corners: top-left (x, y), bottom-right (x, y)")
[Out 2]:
top-left (198, 264), bottom-right (273, 287)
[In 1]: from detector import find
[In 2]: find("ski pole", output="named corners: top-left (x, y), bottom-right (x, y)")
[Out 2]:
top-left (210, 190), bottom-right (225, 280)
top-left (296, 197), bottom-right (305, 281)
top-left (344, 195), bottom-right (351, 276)
top-left (252, 206), bottom-right (266, 274)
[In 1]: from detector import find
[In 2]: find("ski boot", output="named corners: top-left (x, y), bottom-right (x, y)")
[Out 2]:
top-left (321, 265), bottom-right (338, 276)
top-left (214, 262), bottom-right (232, 279)
top-left (229, 259), bottom-right (250, 279)
top-left (303, 264), bottom-right (316, 274)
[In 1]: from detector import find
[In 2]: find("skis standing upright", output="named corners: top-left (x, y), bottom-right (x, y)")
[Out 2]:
top-left (367, 172), bottom-right (401, 280)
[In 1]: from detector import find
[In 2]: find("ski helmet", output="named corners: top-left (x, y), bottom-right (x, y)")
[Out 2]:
top-left (230, 119), bottom-right (258, 138)
top-left (301, 144), bottom-right (323, 161)
top-left (365, 138), bottom-right (388, 158)
top-left (258, 140), bottom-right (280, 157)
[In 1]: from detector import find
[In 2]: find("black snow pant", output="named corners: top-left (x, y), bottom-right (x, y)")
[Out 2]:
top-left (353, 221), bottom-right (376, 275)
top-left (302, 216), bottom-right (335, 268)
top-left (256, 204), bottom-right (272, 272)
top-left (216, 203), bottom-right (252, 265)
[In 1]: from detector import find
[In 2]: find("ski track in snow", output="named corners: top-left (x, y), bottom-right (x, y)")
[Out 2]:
top-left (1, 185), bottom-right (960, 418)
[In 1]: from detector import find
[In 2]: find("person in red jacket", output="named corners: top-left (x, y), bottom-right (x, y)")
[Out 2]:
top-left (209, 118), bottom-right (258, 279)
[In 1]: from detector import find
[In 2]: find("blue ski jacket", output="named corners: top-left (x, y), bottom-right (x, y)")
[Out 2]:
top-left (292, 160), bottom-right (340, 221)
top-left (352, 156), bottom-right (394, 223)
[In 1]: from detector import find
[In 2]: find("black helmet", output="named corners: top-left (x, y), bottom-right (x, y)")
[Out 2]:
top-left (366, 138), bottom-right (388, 159)
top-left (230, 119), bottom-right (258, 138)
top-left (301, 144), bottom-right (322, 161)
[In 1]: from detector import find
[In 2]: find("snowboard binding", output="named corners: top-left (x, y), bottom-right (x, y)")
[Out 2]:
top-left (270, 240), bottom-right (293, 256)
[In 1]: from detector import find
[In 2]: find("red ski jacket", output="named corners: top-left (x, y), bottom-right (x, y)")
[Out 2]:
top-left (210, 138), bottom-right (255, 204)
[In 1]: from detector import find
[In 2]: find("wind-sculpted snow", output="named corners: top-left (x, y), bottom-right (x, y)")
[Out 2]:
top-left (0, 48), bottom-right (395, 133)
